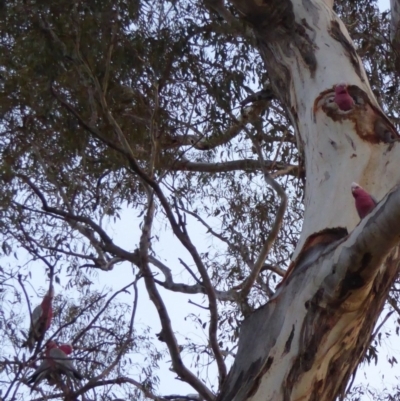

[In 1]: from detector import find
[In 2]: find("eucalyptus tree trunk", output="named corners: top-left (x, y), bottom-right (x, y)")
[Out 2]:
top-left (218, 0), bottom-right (400, 400)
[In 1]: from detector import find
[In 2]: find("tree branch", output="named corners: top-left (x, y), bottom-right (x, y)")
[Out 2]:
top-left (170, 159), bottom-right (298, 176)
top-left (236, 134), bottom-right (287, 299)
top-left (164, 101), bottom-right (270, 151)
top-left (150, 255), bottom-right (235, 301)
top-left (260, 263), bottom-right (286, 277)
top-left (53, 59), bottom-right (228, 387)
top-left (137, 194), bottom-right (215, 400)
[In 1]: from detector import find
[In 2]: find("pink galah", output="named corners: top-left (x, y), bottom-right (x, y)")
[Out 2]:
top-left (47, 345), bottom-right (82, 382)
top-left (334, 83), bottom-right (354, 111)
top-left (59, 343), bottom-right (73, 355)
top-left (24, 287), bottom-right (54, 351)
top-left (351, 182), bottom-right (378, 218)
top-left (27, 341), bottom-right (83, 390)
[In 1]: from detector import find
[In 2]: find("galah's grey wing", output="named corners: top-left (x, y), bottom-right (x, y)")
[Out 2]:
top-left (50, 348), bottom-right (83, 380)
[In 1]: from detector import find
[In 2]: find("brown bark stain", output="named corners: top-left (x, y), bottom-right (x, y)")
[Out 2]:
top-left (284, 297), bottom-right (338, 401)
top-left (335, 252), bottom-right (373, 300)
top-left (284, 248), bottom-right (400, 401)
top-left (283, 325), bottom-right (295, 354)
top-left (293, 21), bottom-right (317, 76)
top-left (310, 379), bottom-right (324, 401)
top-left (277, 227), bottom-right (348, 288)
top-left (218, 245), bottom-right (400, 401)
top-left (325, 251), bottom-right (400, 399)
top-left (314, 86), bottom-right (399, 145)
top-left (338, 270), bottom-right (366, 298)
top-left (245, 356), bottom-right (274, 398)
top-left (245, 1), bottom-right (317, 94)
top-left (328, 20), bottom-right (363, 81)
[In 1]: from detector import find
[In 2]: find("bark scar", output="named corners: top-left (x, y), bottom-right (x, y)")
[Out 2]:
top-left (283, 325), bottom-right (295, 354)
top-left (314, 86), bottom-right (400, 145)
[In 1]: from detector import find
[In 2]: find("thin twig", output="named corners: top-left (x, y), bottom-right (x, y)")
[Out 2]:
top-left (371, 310), bottom-right (394, 339)
top-left (18, 274), bottom-right (33, 329)
top-left (179, 258), bottom-right (202, 285)
top-left (237, 129), bottom-right (287, 299)
top-left (74, 282), bottom-right (136, 343)
top-left (188, 299), bottom-right (210, 310)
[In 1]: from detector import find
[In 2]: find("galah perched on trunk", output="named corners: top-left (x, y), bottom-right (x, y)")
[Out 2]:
top-left (24, 287), bottom-right (54, 352)
top-left (27, 341), bottom-right (83, 390)
top-left (351, 182), bottom-right (378, 218)
top-left (334, 83), bottom-right (354, 111)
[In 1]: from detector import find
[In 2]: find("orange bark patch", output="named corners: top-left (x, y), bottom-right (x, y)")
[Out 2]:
top-left (278, 227), bottom-right (348, 288)
top-left (314, 86), bottom-right (399, 144)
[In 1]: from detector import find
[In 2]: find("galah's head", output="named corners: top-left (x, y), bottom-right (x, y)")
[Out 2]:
top-left (45, 341), bottom-right (58, 350)
top-left (351, 182), bottom-right (361, 193)
top-left (59, 343), bottom-right (73, 355)
top-left (335, 82), bottom-right (349, 94)
top-left (351, 182), bottom-right (374, 200)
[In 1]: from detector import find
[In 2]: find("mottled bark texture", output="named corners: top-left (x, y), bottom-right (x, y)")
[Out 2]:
top-left (218, 0), bottom-right (400, 400)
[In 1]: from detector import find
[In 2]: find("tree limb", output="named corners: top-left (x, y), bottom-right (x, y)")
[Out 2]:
top-left (53, 59), bottom-right (228, 386)
top-left (150, 255), bottom-right (236, 301)
top-left (164, 101), bottom-right (270, 151)
top-left (169, 159), bottom-right (298, 176)
top-left (236, 134), bottom-right (287, 299)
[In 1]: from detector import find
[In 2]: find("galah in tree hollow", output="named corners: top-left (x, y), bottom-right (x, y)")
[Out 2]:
top-left (27, 341), bottom-right (83, 390)
top-left (351, 182), bottom-right (378, 218)
top-left (334, 83), bottom-right (354, 111)
top-left (24, 288), bottom-right (54, 351)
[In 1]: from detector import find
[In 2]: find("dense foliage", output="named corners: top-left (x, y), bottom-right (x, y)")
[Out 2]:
top-left (0, 0), bottom-right (399, 400)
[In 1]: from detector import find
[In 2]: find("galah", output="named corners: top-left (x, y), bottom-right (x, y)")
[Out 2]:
top-left (351, 182), bottom-right (377, 218)
top-left (24, 288), bottom-right (54, 351)
top-left (334, 83), bottom-right (354, 111)
top-left (27, 341), bottom-right (83, 390)
top-left (59, 343), bottom-right (73, 355)
top-left (46, 343), bottom-right (75, 387)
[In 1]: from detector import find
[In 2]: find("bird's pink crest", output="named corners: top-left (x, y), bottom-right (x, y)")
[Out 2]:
top-left (334, 83), bottom-right (354, 111)
top-left (335, 82), bottom-right (347, 93)
top-left (59, 343), bottom-right (73, 355)
top-left (350, 182), bottom-right (377, 218)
